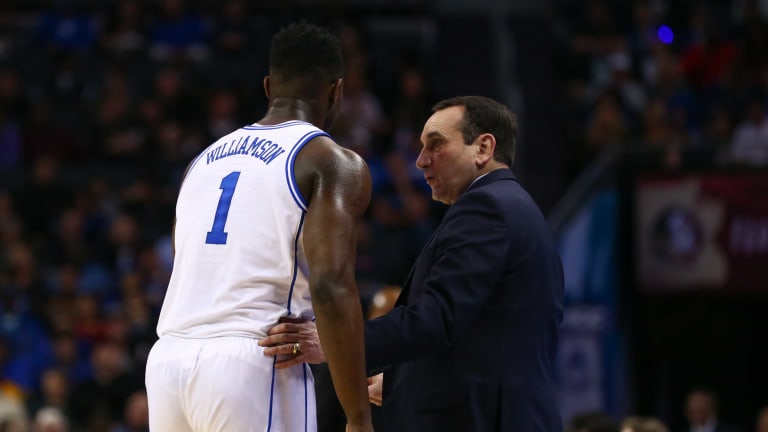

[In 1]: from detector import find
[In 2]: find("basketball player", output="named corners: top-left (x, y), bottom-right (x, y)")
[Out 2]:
top-left (145, 22), bottom-right (374, 432)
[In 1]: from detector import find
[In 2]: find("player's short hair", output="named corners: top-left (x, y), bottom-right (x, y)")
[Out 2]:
top-left (432, 96), bottom-right (518, 167)
top-left (269, 22), bottom-right (344, 82)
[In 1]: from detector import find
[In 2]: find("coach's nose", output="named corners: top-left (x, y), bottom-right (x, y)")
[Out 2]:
top-left (416, 148), bottom-right (430, 169)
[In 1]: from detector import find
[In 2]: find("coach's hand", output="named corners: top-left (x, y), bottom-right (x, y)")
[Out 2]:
top-left (367, 373), bottom-right (383, 406)
top-left (258, 319), bottom-right (326, 368)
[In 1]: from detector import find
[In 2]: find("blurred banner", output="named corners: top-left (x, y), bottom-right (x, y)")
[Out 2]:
top-left (555, 188), bottom-right (628, 423)
top-left (635, 172), bottom-right (768, 292)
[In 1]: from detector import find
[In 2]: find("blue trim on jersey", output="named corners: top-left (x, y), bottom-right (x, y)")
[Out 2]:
top-left (267, 356), bottom-right (277, 432)
top-left (285, 130), bottom-right (329, 211)
top-left (242, 120), bottom-right (309, 130)
top-left (286, 212), bottom-right (306, 314)
top-left (303, 363), bottom-right (309, 432)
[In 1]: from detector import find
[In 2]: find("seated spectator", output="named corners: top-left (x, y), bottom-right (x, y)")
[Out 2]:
top-left (585, 90), bottom-right (628, 150)
top-left (679, 8), bottom-right (736, 93)
top-left (31, 406), bottom-right (68, 432)
top-left (0, 393), bottom-right (27, 431)
top-left (149, 0), bottom-right (209, 62)
top-left (37, 1), bottom-right (97, 53)
top-left (100, 0), bottom-right (148, 60)
top-left (727, 97), bottom-right (768, 165)
top-left (26, 368), bottom-right (70, 421)
top-left (211, 0), bottom-right (253, 57)
top-left (682, 387), bottom-right (741, 432)
top-left (68, 342), bottom-right (142, 431)
top-left (109, 390), bottom-right (148, 432)
top-left (621, 416), bottom-right (669, 432)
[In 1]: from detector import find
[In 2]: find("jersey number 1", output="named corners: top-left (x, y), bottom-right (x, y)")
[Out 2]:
top-left (205, 171), bottom-right (241, 245)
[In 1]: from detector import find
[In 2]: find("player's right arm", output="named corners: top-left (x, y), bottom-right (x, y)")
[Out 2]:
top-left (295, 135), bottom-right (373, 432)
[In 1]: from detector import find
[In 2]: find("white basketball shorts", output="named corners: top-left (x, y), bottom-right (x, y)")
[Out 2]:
top-left (145, 335), bottom-right (316, 432)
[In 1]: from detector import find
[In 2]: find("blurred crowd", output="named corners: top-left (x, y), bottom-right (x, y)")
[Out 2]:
top-left (554, 0), bottom-right (768, 174)
top-left (567, 387), bottom-right (768, 432)
top-left (0, 0), bottom-right (767, 431)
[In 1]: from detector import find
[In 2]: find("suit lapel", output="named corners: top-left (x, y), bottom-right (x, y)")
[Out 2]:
top-left (394, 224), bottom-right (442, 306)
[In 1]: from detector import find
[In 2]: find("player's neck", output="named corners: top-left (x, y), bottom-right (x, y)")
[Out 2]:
top-left (260, 98), bottom-right (319, 127)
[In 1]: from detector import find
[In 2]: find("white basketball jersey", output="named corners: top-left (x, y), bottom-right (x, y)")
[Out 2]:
top-left (157, 120), bottom-right (327, 339)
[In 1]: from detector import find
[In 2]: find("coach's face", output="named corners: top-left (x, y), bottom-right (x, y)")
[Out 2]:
top-left (417, 106), bottom-right (480, 205)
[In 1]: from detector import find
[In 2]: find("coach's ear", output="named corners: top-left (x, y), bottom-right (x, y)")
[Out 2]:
top-left (475, 133), bottom-right (496, 167)
top-left (263, 76), bottom-right (272, 100)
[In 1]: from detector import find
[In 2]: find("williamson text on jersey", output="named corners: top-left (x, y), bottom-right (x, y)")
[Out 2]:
top-left (205, 135), bottom-right (287, 165)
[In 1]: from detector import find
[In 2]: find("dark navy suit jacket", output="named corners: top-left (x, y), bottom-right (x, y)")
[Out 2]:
top-left (364, 168), bottom-right (564, 432)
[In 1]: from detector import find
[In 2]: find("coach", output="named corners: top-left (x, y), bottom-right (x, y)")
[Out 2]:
top-left (262, 95), bottom-right (565, 432)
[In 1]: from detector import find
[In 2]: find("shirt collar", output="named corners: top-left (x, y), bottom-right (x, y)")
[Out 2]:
top-left (467, 172), bottom-right (492, 189)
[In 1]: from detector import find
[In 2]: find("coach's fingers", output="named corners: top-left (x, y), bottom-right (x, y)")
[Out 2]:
top-left (267, 323), bottom-right (301, 335)
top-left (274, 354), bottom-right (306, 369)
top-left (258, 333), bottom-right (291, 347)
top-left (367, 373), bottom-right (383, 406)
top-left (262, 343), bottom-right (289, 356)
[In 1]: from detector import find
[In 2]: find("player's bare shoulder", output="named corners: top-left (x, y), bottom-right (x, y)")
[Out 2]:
top-left (294, 134), bottom-right (371, 207)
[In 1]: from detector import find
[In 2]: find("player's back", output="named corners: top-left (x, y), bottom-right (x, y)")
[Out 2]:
top-left (157, 120), bottom-right (328, 339)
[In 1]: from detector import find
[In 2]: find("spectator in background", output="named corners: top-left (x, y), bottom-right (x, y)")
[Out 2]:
top-left (648, 46), bottom-right (700, 142)
top-left (625, 1), bottom-right (663, 82)
top-left (641, 96), bottom-right (685, 168)
top-left (389, 65), bottom-right (433, 156)
top-left (683, 387), bottom-right (741, 432)
top-left (705, 105), bottom-right (734, 159)
top-left (211, 0), bottom-right (250, 57)
top-left (621, 416), bottom-right (669, 432)
top-left (604, 50), bottom-right (647, 119)
top-left (585, 90), bottom-right (628, 150)
top-left (0, 244), bottom-right (51, 394)
top-left (204, 88), bottom-right (240, 142)
top-left (26, 368), bottom-right (70, 421)
top-left (330, 56), bottom-right (388, 158)
top-left (366, 151), bottom-right (433, 285)
top-left (0, 382), bottom-right (27, 430)
top-left (68, 342), bottom-right (142, 431)
top-left (109, 390), bottom-right (148, 432)
top-left (32, 406), bottom-right (68, 432)
top-left (89, 68), bottom-right (143, 164)
top-left (45, 333), bottom-right (90, 387)
top-left (13, 157), bottom-right (72, 244)
top-left (148, 0), bottom-right (209, 62)
top-left (727, 97), bottom-right (768, 165)
top-left (680, 5), bottom-right (736, 93)
top-left (731, 0), bottom-right (768, 88)
top-left (0, 68), bottom-right (28, 124)
top-left (37, 0), bottom-right (98, 54)
top-left (148, 66), bottom-right (200, 126)
top-left (566, 0), bottom-right (625, 83)
top-left (100, 0), bottom-right (148, 61)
